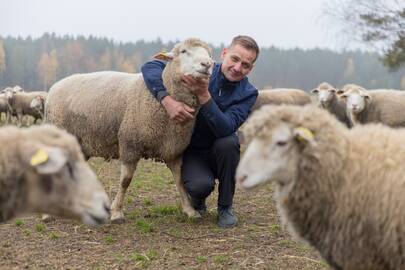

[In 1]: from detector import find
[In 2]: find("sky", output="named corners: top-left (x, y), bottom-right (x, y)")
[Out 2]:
top-left (0, 0), bottom-right (344, 50)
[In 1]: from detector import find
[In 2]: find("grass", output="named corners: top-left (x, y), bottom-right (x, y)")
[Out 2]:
top-left (135, 219), bottom-right (153, 234)
top-left (14, 219), bottom-right (24, 227)
top-left (35, 223), bottom-right (46, 233)
top-left (104, 234), bottom-right (114, 244)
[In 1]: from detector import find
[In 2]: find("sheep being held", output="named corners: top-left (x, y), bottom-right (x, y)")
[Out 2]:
top-left (236, 104), bottom-right (405, 270)
top-left (45, 38), bottom-right (214, 222)
top-left (0, 124), bottom-right (110, 225)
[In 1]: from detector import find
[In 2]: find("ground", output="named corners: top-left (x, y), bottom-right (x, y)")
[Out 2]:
top-left (0, 156), bottom-right (329, 270)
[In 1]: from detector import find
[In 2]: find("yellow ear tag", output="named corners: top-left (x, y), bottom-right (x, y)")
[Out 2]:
top-left (153, 50), bottom-right (171, 61)
top-left (295, 127), bottom-right (314, 142)
top-left (30, 149), bottom-right (49, 166)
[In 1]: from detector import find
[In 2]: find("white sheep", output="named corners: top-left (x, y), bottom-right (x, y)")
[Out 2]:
top-left (251, 88), bottom-right (311, 111)
top-left (45, 38), bottom-right (214, 222)
top-left (29, 94), bottom-right (48, 121)
top-left (339, 84), bottom-right (405, 127)
top-left (0, 124), bottom-right (110, 225)
top-left (236, 104), bottom-right (405, 270)
top-left (311, 82), bottom-right (349, 126)
top-left (7, 91), bottom-right (48, 126)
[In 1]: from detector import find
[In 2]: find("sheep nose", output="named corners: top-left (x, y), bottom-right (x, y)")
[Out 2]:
top-left (237, 174), bottom-right (247, 184)
top-left (201, 61), bottom-right (211, 68)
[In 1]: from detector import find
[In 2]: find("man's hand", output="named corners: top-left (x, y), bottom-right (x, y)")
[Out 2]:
top-left (181, 75), bottom-right (211, 105)
top-left (161, 95), bottom-right (195, 124)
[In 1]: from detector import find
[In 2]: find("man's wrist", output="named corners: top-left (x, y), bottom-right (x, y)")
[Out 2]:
top-left (197, 92), bottom-right (211, 105)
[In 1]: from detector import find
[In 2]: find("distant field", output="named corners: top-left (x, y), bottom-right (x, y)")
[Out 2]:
top-left (0, 156), bottom-right (328, 269)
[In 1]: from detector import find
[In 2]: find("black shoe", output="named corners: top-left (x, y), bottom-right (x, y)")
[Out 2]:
top-left (191, 197), bottom-right (207, 216)
top-left (217, 205), bottom-right (237, 228)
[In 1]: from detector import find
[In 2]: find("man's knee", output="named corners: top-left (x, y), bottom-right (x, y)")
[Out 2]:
top-left (185, 180), bottom-right (215, 199)
top-left (212, 134), bottom-right (240, 154)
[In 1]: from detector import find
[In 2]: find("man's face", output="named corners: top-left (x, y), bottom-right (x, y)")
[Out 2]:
top-left (220, 44), bottom-right (256, 82)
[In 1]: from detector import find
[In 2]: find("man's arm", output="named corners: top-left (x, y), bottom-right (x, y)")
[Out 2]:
top-left (141, 60), bottom-right (195, 123)
top-left (199, 88), bottom-right (258, 138)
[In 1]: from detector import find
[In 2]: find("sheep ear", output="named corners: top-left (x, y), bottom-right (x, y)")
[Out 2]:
top-left (310, 89), bottom-right (319, 94)
top-left (293, 127), bottom-right (315, 144)
top-left (364, 94), bottom-right (372, 101)
top-left (336, 89), bottom-right (345, 95)
top-left (153, 51), bottom-right (175, 61)
top-left (30, 147), bottom-right (68, 174)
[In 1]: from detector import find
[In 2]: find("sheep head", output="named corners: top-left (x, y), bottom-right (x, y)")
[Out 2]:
top-left (339, 84), bottom-right (371, 114)
top-left (154, 38), bottom-right (214, 81)
top-left (311, 82), bottom-right (336, 108)
top-left (19, 125), bottom-right (111, 226)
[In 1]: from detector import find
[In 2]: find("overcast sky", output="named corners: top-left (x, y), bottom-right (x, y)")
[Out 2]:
top-left (0, 0), bottom-right (343, 50)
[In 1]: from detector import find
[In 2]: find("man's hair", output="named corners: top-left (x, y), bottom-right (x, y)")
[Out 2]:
top-left (230, 35), bottom-right (260, 63)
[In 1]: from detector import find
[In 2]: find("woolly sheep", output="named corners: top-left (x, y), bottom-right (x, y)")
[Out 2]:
top-left (251, 88), bottom-right (311, 111)
top-left (311, 82), bottom-right (349, 126)
top-left (236, 104), bottom-right (405, 270)
top-left (8, 91), bottom-right (48, 126)
top-left (0, 93), bottom-right (9, 121)
top-left (29, 94), bottom-right (48, 121)
top-left (45, 38), bottom-right (214, 222)
top-left (0, 124), bottom-right (110, 225)
top-left (339, 84), bottom-right (405, 127)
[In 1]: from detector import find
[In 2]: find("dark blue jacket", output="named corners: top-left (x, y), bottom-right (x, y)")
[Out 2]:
top-left (141, 61), bottom-right (258, 149)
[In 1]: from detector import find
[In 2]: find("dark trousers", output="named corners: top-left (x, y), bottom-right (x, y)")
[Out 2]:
top-left (181, 134), bottom-right (240, 207)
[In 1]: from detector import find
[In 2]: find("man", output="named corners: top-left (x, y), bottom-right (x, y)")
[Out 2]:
top-left (141, 35), bottom-right (259, 228)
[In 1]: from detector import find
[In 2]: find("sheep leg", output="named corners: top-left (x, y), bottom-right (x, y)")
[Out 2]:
top-left (167, 157), bottom-right (201, 218)
top-left (16, 113), bottom-right (23, 127)
top-left (110, 162), bottom-right (137, 223)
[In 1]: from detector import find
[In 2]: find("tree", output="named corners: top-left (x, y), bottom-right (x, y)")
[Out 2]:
top-left (323, 0), bottom-right (405, 69)
top-left (0, 41), bottom-right (5, 74)
top-left (37, 49), bottom-right (59, 90)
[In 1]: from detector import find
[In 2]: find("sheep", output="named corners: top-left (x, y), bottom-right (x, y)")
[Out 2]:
top-left (30, 94), bottom-right (48, 121)
top-left (0, 93), bottom-right (9, 122)
top-left (311, 82), bottom-right (349, 126)
top-left (339, 84), bottom-right (405, 128)
top-left (45, 38), bottom-right (214, 222)
top-left (236, 104), bottom-right (405, 270)
top-left (0, 124), bottom-right (110, 225)
top-left (251, 88), bottom-right (311, 111)
top-left (7, 91), bottom-right (48, 126)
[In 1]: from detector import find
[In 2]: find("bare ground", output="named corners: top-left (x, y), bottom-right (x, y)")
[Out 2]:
top-left (0, 157), bottom-right (329, 270)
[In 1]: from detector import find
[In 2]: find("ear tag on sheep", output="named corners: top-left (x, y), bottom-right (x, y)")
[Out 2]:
top-left (153, 50), bottom-right (174, 61)
top-left (294, 127), bottom-right (314, 143)
top-left (30, 149), bottom-right (49, 166)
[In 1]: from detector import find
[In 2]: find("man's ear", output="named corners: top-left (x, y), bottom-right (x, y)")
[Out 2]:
top-left (220, 48), bottom-right (228, 60)
top-left (29, 147), bottom-right (69, 175)
top-left (153, 50), bottom-right (175, 61)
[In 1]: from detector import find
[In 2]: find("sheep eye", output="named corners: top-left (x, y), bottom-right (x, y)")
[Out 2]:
top-left (276, 141), bottom-right (288, 147)
top-left (180, 49), bottom-right (187, 54)
top-left (66, 162), bottom-right (76, 181)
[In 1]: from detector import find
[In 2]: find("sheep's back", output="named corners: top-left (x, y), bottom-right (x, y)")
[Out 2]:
top-left (252, 89), bottom-right (311, 111)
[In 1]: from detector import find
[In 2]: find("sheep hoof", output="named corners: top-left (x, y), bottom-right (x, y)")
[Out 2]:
top-left (184, 209), bottom-right (202, 219)
top-left (110, 211), bottom-right (125, 224)
top-left (41, 214), bottom-right (55, 223)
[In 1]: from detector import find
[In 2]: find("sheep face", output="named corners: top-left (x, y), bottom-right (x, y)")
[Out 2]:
top-left (30, 96), bottom-right (45, 111)
top-left (236, 123), bottom-right (302, 189)
top-left (311, 83), bottom-right (336, 107)
top-left (22, 145), bottom-right (110, 226)
top-left (340, 86), bottom-right (371, 114)
top-left (162, 39), bottom-right (213, 79)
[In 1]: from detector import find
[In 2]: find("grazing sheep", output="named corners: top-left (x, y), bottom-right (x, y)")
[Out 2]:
top-left (340, 84), bottom-right (405, 127)
top-left (7, 91), bottom-right (48, 126)
top-left (236, 104), bottom-right (405, 270)
top-left (311, 82), bottom-right (349, 126)
top-left (45, 38), bottom-right (214, 222)
top-left (0, 124), bottom-right (110, 225)
top-left (29, 94), bottom-right (48, 121)
top-left (251, 88), bottom-right (311, 111)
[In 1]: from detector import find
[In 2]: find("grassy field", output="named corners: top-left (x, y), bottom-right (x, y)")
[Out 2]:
top-left (0, 154), bottom-right (329, 269)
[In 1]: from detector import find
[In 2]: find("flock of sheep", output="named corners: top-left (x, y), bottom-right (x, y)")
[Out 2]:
top-left (1, 37), bottom-right (405, 269)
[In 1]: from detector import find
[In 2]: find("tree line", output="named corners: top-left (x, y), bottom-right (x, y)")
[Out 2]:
top-left (0, 33), bottom-right (404, 92)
